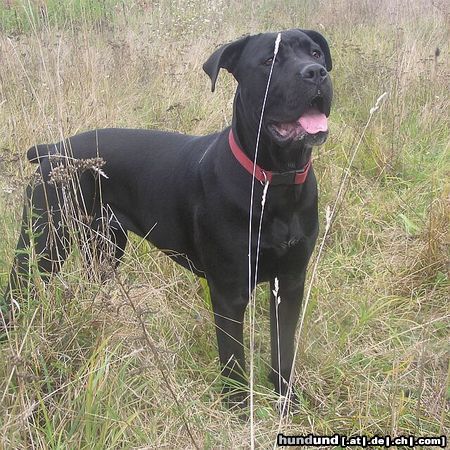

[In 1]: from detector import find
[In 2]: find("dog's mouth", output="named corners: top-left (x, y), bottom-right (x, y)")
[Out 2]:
top-left (268, 96), bottom-right (328, 144)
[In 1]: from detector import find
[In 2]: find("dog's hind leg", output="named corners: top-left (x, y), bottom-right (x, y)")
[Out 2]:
top-left (2, 179), bottom-right (70, 328)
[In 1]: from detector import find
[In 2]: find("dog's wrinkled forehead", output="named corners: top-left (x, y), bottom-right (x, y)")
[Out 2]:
top-left (239, 29), bottom-right (331, 72)
top-left (203, 29), bottom-right (332, 92)
top-left (243, 30), bottom-right (317, 58)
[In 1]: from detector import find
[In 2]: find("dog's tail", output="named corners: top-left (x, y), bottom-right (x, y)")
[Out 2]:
top-left (27, 144), bottom-right (57, 164)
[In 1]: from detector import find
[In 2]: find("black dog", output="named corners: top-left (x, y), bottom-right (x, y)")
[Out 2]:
top-left (3, 29), bottom-right (332, 408)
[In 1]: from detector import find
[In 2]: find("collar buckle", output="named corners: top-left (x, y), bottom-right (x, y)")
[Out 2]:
top-left (270, 170), bottom-right (298, 185)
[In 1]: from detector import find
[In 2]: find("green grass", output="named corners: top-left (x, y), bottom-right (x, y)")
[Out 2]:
top-left (0, 0), bottom-right (123, 33)
top-left (1, 0), bottom-right (449, 448)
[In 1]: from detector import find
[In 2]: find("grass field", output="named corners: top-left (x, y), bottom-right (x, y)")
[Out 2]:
top-left (0, 0), bottom-right (449, 448)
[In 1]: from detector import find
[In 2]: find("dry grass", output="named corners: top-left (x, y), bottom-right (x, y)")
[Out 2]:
top-left (0, 0), bottom-right (449, 448)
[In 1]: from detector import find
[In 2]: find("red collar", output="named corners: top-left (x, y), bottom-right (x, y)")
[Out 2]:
top-left (228, 129), bottom-right (312, 185)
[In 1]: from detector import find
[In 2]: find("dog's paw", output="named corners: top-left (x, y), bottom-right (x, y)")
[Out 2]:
top-left (221, 389), bottom-right (249, 420)
top-left (275, 389), bottom-right (300, 417)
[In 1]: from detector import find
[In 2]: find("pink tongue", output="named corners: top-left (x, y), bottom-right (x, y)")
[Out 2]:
top-left (298, 108), bottom-right (328, 134)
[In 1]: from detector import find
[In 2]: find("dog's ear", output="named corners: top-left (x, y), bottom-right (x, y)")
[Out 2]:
top-left (203, 36), bottom-right (250, 92)
top-left (301, 29), bottom-right (332, 71)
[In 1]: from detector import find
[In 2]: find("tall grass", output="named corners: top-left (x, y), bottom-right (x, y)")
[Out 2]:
top-left (0, 0), bottom-right (449, 448)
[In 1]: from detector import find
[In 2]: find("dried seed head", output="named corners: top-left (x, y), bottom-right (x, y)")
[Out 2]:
top-left (48, 157), bottom-right (106, 185)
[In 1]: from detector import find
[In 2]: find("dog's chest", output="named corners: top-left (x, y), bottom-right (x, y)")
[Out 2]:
top-left (263, 212), bottom-right (305, 253)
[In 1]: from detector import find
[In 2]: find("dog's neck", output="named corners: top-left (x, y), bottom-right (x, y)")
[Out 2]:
top-left (232, 91), bottom-right (312, 173)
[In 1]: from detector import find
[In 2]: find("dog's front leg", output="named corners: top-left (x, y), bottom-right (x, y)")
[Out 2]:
top-left (269, 271), bottom-right (306, 405)
top-left (208, 282), bottom-right (248, 408)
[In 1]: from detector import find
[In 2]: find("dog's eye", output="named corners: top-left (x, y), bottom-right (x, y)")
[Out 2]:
top-left (263, 57), bottom-right (274, 66)
top-left (312, 50), bottom-right (321, 59)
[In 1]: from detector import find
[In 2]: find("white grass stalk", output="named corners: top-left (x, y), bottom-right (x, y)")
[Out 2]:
top-left (248, 32), bottom-right (281, 449)
top-left (274, 92), bottom-right (388, 431)
top-left (272, 277), bottom-right (282, 408)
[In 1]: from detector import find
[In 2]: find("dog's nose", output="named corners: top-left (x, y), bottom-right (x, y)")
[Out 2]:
top-left (300, 64), bottom-right (327, 84)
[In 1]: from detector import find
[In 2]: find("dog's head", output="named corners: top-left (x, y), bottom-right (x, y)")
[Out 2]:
top-left (203, 29), bottom-right (333, 149)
